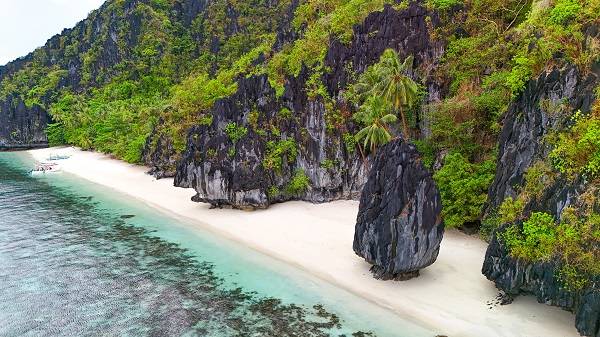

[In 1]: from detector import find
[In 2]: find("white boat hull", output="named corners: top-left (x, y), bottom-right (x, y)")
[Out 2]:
top-left (30, 163), bottom-right (61, 176)
top-left (30, 170), bottom-right (61, 176)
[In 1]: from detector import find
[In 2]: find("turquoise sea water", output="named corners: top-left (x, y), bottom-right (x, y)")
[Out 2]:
top-left (0, 152), bottom-right (432, 337)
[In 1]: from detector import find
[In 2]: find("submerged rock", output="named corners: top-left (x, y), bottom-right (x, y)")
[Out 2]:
top-left (353, 139), bottom-right (444, 280)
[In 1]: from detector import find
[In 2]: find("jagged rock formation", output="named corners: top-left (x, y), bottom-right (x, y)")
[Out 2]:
top-left (143, 122), bottom-right (179, 178)
top-left (483, 63), bottom-right (600, 337)
top-left (353, 139), bottom-right (444, 280)
top-left (0, 2), bottom-right (126, 147)
top-left (486, 64), bottom-right (599, 211)
top-left (174, 73), bottom-right (369, 209)
top-left (0, 0), bottom-right (208, 149)
top-left (0, 1), bottom-right (444, 209)
top-left (174, 3), bottom-right (444, 209)
top-left (324, 3), bottom-right (443, 95)
top-left (483, 227), bottom-right (600, 337)
top-left (0, 93), bottom-right (49, 149)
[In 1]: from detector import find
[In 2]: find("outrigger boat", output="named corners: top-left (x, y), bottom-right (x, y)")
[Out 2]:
top-left (46, 153), bottom-right (71, 161)
top-left (30, 162), bottom-right (61, 176)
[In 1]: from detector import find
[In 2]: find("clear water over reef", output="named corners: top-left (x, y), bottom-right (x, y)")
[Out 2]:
top-left (0, 153), bottom-right (431, 337)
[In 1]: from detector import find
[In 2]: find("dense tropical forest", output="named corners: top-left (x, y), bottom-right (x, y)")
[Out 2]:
top-left (1, 0), bottom-right (600, 331)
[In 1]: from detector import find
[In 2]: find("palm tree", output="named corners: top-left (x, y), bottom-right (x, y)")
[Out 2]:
top-left (375, 49), bottom-right (419, 139)
top-left (354, 96), bottom-right (398, 153)
top-left (352, 65), bottom-right (381, 103)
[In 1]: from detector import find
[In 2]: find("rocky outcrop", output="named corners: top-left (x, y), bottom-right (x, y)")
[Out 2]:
top-left (0, 93), bottom-right (50, 149)
top-left (353, 139), bottom-right (444, 280)
top-left (485, 64), bottom-right (599, 212)
top-left (483, 63), bottom-right (600, 337)
top-left (0, 0), bottom-right (126, 148)
top-left (174, 73), bottom-right (368, 209)
top-left (143, 119), bottom-right (180, 178)
top-left (325, 3), bottom-right (444, 137)
top-left (483, 228), bottom-right (600, 337)
top-left (173, 2), bottom-right (444, 208)
top-left (325, 3), bottom-right (443, 94)
top-left (0, 0), bottom-right (208, 149)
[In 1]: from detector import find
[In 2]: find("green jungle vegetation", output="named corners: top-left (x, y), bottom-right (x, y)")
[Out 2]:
top-left (493, 97), bottom-right (600, 290)
top-left (1, 0), bottom-right (599, 287)
top-left (423, 0), bottom-right (599, 233)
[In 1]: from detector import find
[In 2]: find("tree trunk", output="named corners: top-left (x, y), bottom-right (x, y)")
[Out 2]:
top-left (399, 106), bottom-right (409, 140)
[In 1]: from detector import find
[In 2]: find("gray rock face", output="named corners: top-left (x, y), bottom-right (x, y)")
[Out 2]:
top-left (172, 2), bottom-right (444, 209)
top-left (174, 73), bottom-right (369, 210)
top-left (483, 227), bottom-right (600, 337)
top-left (482, 63), bottom-right (600, 337)
top-left (0, 93), bottom-right (49, 149)
top-left (353, 139), bottom-right (444, 280)
top-left (0, 0), bottom-right (208, 149)
top-left (143, 121), bottom-right (179, 179)
top-left (485, 64), bottom-right (599, 212)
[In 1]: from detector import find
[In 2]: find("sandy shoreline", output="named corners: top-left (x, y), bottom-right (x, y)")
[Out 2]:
top-left (27, 147), bottom-right (579, 337)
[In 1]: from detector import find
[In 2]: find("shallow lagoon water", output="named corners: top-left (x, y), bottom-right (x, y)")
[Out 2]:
top-left (0, 153), bottom-right (432, 337)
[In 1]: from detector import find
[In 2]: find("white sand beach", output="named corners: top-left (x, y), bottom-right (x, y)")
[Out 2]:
top-left (28, 147), bottom-right (579, 337)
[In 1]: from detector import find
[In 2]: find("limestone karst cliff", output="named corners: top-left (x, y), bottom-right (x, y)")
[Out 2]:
top-left (1, 0), bottom-right (599, 335)
top-left (483, 64), bottom-right (600, 337)
top-left (173, 3), bottom-right (443, 208)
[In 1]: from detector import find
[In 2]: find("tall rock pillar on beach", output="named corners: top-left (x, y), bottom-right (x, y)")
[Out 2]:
top-left (353, 139), bottom-right (444, 280)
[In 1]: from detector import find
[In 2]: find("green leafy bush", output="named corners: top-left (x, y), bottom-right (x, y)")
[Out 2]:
top-left (480, 215), bottom-right (501, 241)
top-left (224, 123), bottom-right (248, 143)
top-left (320, 159), bottom-right (336, 169)
top-left (501, 208), bottom-right (600, 290)
top-left (263, 139), bottom-right (298, 172)
top-left (343, 132), bottom-right (357, 153)
top-left (198, 115), bottom-right (213, 126)
top-left (549, 109), bottom-right (600, 179)
top-left (285, 169), bottom-right (311, 195)
top-left (267, 186), bottom-right (280, 199)
top-left (502, 212), bottom-right (557, 261)
top-left (228, 146), bottom-right (236, 157)
top-left (426, 102), bottom-right (483, 158)
top-left (270, 125), bottom-right (281, 138)
top-left (206, 148), bottom-right (217, 159)
top-left (523, 161), bottom-right (556, 200)
top-left (505, 53), bottom-right (535, 96)
top-left (278, 107), bottom-right (292, 120)
top-left (498, 196), bottom-right (526, 224)
top-left (45, 123), bottom-right (66, 146)
top-left (549, 0), bottom-right (582, 25)
top-left (434, 152), bottom-right (496, 228)
top-left (413, 139), bottom-right (436, 169)
top-left (427, 0), bottom-right (462, 10)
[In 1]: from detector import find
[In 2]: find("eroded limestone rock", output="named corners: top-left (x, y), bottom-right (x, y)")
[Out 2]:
top-left (353, 139), bottom-right (444, 280)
